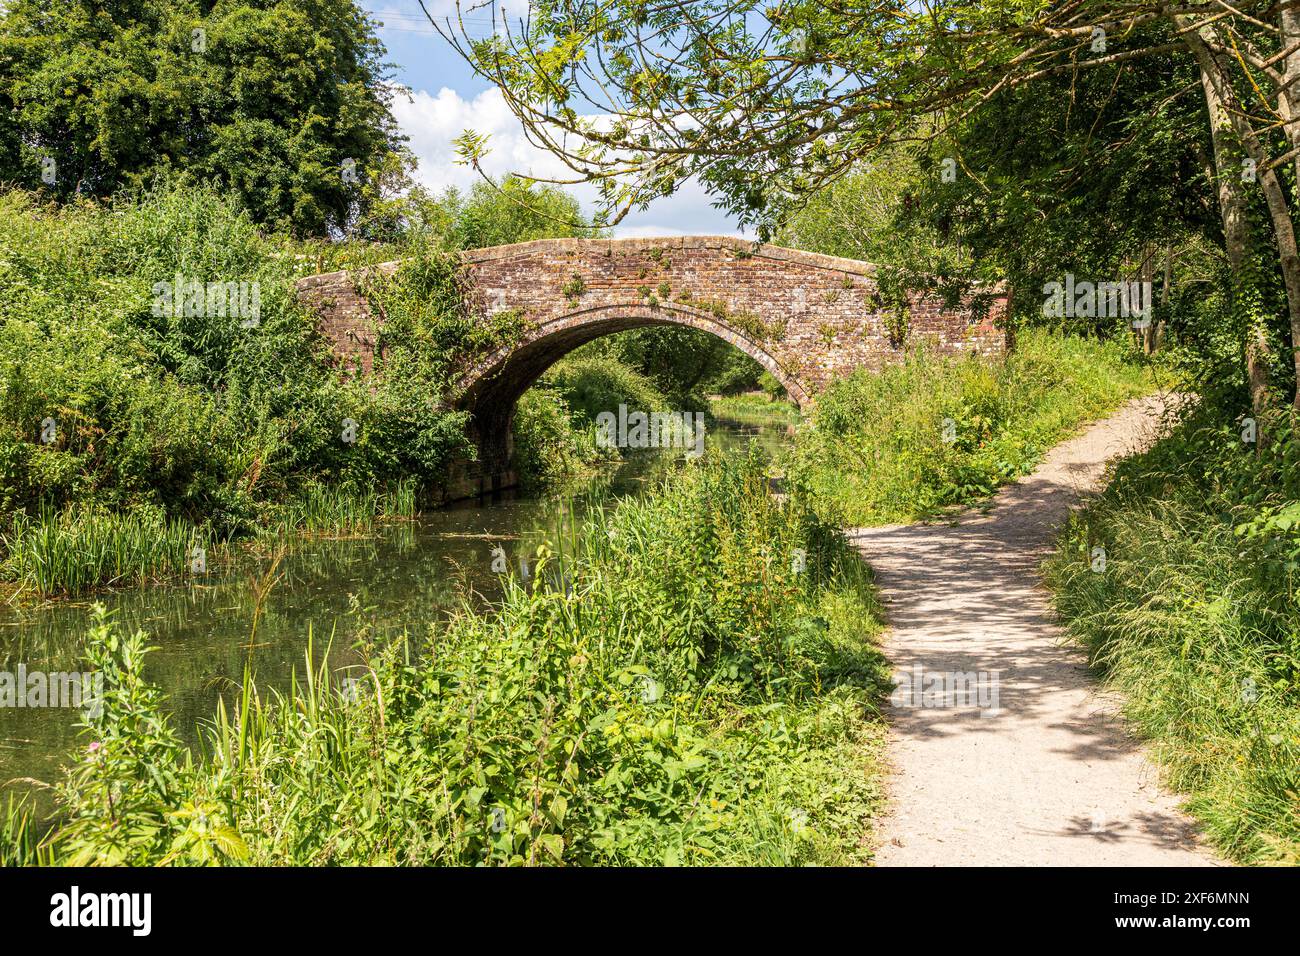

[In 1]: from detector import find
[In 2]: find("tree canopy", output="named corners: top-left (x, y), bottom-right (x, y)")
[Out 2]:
top-left (0, 0), bottom-right (407, 236)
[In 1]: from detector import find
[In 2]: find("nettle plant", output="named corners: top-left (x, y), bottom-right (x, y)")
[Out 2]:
top-left (48, 607), bottom-right (247, 866)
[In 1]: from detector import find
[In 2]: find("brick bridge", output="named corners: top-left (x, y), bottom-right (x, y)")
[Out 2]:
top-left (296, 236), bottom-right (1005, 494)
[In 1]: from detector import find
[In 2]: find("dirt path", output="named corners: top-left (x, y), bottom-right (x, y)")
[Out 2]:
top-left (850, 394), bottom-right (1218, 866)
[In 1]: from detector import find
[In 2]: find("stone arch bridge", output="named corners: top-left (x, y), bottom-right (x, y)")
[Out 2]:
top-left (296, 236), bottom-right (1005, 495)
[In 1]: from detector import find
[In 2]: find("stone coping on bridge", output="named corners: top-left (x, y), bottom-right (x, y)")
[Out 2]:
top-left (295, 259), bottom-right (401, 289)
top-left (293, 236), bottom-right (889, 289)
top-left (295, 237), bottom-right (1010, 303)
top-left (459, 235), bottom-right (880, 277)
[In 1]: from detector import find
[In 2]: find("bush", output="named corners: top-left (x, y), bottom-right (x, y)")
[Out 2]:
top-left (510, 388), bottom-right (612, 491)
top-left (539, 353), bottom-right (669, 425)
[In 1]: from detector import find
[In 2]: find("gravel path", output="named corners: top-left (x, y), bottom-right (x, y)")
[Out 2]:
top-left (850, 394), bottom-right (1218, 866)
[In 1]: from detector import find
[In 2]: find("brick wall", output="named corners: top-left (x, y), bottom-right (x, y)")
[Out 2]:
top-left (296, 236), bottom-right (1005, 403)
top-left (459, 236), bottom-right (1005, 399)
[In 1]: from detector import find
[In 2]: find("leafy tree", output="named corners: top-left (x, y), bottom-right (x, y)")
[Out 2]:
top-left (577, 326), bottom-right (748, 408)
top-left (776, 147), bottom-right (981, 322)
top-left (894, 49), bottom-right (1229, 336)
top-left (0, 0), bottom-right (407, 236)
top-left (443, 175), bottom-right (603, 249)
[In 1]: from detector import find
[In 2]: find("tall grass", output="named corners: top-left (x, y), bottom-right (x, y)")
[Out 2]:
top-left (0, 479), bottom-right (420, 598)
top-left (1045, 402), bottom-right (1300, 864)
top-left (266, 479), bottom-right (418, 536)
top-left (787, 330), bottom-right (1153, 526)
top-left (0, 797), bottom-right (45, 867)
top-left (1, 506), bottom-right (207, 598)
top-left (4, 455), bottom-right (891, 866)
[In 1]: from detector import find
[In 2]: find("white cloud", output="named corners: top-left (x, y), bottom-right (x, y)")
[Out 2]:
top-left (391, 86), bottom-right (745, 238)
top-left (392, 86), bottom-right (554, 192)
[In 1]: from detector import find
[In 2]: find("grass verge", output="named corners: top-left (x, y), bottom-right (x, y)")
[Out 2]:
top-left (1045, 401), bottom-right (1300, 865)
top-left (786, 329), bottom-right (1154, 526)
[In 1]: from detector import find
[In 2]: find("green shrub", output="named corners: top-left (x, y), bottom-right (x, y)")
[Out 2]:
top-left (540, 353), bottom-right (669, 425)
top-left (510, 388), bottom-right (613, 491)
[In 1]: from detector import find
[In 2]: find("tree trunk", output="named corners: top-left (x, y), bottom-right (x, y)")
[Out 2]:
top-left (1142, 248), bottom-right (1157, 354)
top-left (1157, 244), bottom-right (1171, 352)
top-left (1002, 282), bottom-right (1017, 353)
top-left (1279, 4), bottom-right (1300, 189)
top-left (1186, 23), bottom-right (1287, 412)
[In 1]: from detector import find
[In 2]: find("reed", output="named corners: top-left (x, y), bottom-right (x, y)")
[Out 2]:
top-left (0, 506), bottom-right (206, 598)
top-left (266, 479), bottom-right (419, 536)
top-left (0, 797), bottom-right (48, 867)
top-left (709, 393), bottom-right (802, 426)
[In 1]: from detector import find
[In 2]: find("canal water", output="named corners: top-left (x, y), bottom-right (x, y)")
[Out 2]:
top-left (0, 411), bottom-right (793, 815)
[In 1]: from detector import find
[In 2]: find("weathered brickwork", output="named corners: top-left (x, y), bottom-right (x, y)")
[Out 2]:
top-left (296, 263), bottom-right (398, 377)
top-left (296, 236), bottom-right (1005, 472)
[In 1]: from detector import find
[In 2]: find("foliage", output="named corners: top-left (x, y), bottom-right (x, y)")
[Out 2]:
top-left (777, 149), bottom-right (974, 293)
top-left (441, 3), bottom-right (1279, 239)
top-left (0, 184), bottom-right (323, 531)
top-left (6, 456), bottom-right (891, 866)
top-left (539, 353), bottom-right (668, 425)
top-left (703, 348), bottom-right (766, 396)
top-left (0, 184), bottom-right (466, 508)
top-left (1045, 399), bottom-right (1300, 864)
top-left (510, 388), bottom-right (613, 492)
top-left (34, 607), bottom-right (249, 866)
top-left (786, 330), bottom-right (1153, 526)
top-left (0, 0), bottom-right (407, 237)
top-left (567, 326), bottom-right (755, 410)
top-left (0, 178), bottom-right (609, 596)
top-left (442, 176), bottom-right (603, 250)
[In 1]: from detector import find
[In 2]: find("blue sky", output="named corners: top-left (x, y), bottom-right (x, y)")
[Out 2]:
top-left (361, 1), bottom-right (745, 237)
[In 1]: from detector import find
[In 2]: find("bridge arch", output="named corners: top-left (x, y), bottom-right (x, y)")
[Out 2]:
top-left (455, 302), bottom-right (809, 470)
